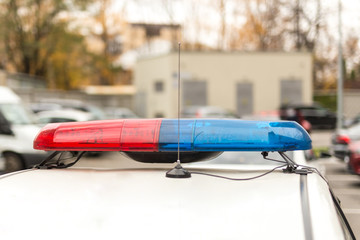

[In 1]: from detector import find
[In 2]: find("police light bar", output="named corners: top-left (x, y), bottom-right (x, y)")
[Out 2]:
top-left (33, 119), bottom-right (312, 152)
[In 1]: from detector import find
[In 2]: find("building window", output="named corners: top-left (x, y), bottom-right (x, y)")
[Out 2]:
top-left (154, 81), bottom-right (164, 92)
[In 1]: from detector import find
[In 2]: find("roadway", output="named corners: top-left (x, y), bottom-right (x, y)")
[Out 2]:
top-left (322, 158), bottom-right (360, 238)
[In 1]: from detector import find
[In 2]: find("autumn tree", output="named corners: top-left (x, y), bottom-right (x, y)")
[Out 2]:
top-left (342, 33), bottom-right (360, 88)
top-left (83, 0), bottom-right (125, 86)
top-left (0, 0), bottom-right (93, 89)
top-left (47, 31), bottom-right (92, 89)
top-left (235, 0), bottom-right (285, 51)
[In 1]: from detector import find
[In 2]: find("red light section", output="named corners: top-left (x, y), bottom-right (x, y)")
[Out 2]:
top-left (34, 119), bottom-right (162, 152)
top-left (34, 120), bottom-right (124, 151)
top-left (121, 119), bottom-right (162, 151)
top-left (33, 123), bottom-right (60, 150)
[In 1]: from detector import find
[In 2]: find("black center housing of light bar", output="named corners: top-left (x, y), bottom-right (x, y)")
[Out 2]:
top-left (121, 151), bottom-right (223, 163)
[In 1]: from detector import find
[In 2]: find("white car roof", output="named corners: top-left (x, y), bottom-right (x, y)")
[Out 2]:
top-left (0, 165), bottom-right (345, 240)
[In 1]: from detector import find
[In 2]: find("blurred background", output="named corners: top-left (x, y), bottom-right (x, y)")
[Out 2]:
top-left (0, 0), bottom-right (359, 121)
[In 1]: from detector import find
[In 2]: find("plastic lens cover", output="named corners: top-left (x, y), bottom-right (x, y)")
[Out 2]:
top-left (34, 119), bottom-right (312, 152)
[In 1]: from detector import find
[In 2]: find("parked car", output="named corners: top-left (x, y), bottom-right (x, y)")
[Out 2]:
top-left (331, 123), bottom-right (360, 161)
top-left (31, 99), bottom-right (107, 120)
top-left (241, 110), bottom-right (280, 121)
top-left (105, 107), bottom-right (138, 119)
top-left (344, 113), bottom-right (360, 128)
top-left (30, 102), bottom-right (62, 113)
top-left (347, 141), bottom-right (360, 175)
top-left (0, 119), bottom-right (354, 239)
top-left (36, 109), bottom-right (95, 125)
top-left (280, 104), bottom-right (336, 129)
top-left (0, 86), bottom-right (48, 172)
top-left (182, 106), bottom-right (239, 118)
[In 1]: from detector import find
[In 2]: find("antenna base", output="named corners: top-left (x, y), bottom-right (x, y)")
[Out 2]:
top-left (166, 162), bottom-right (191, 178)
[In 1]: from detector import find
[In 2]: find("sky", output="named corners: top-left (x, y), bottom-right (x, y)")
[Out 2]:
top-left (327, 1), bottom-right (360, 40)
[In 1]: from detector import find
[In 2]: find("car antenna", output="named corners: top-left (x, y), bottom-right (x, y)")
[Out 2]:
top-left (166, 42), bottom-right (191, 178)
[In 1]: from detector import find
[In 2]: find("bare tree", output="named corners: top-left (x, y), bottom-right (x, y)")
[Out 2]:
top-left (286, 0), bottom-right (323, 52)
top-left (217, 0), bottom-right (226, 50)
top-left (236, 0), bottom-right (285, 51)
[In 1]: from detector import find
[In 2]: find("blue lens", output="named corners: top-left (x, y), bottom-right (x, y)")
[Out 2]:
top-left (159, 119), bottom-right (311, 152)
top-left (159, 119), bottom-right (195, 151)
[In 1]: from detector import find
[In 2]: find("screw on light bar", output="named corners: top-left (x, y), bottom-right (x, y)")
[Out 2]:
top-left (33, 119), bottom-right (312, 152)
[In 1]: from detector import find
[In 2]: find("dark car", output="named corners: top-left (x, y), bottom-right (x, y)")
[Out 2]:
top-left (280, 104), bottom-right (336, 129)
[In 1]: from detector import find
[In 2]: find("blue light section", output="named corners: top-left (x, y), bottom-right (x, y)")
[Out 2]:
top-left (159, 119), bottom-right (311, 152)
top-left (159, 119), bottom-right (195, 151)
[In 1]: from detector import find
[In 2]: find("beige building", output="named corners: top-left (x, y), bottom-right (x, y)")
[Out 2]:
top-left (134, 51), bottom-right (313, 118)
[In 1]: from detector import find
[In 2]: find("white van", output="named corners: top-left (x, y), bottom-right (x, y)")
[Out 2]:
top-left (0, 86), bottom-right (48, 172)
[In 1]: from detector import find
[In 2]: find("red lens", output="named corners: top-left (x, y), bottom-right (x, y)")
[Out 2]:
top-left (34, 120), bottom-right (124, 151)
top-left (34, 119), bottom-right (162, 152)
top-left (120, 119), bottom-right (162, 151)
